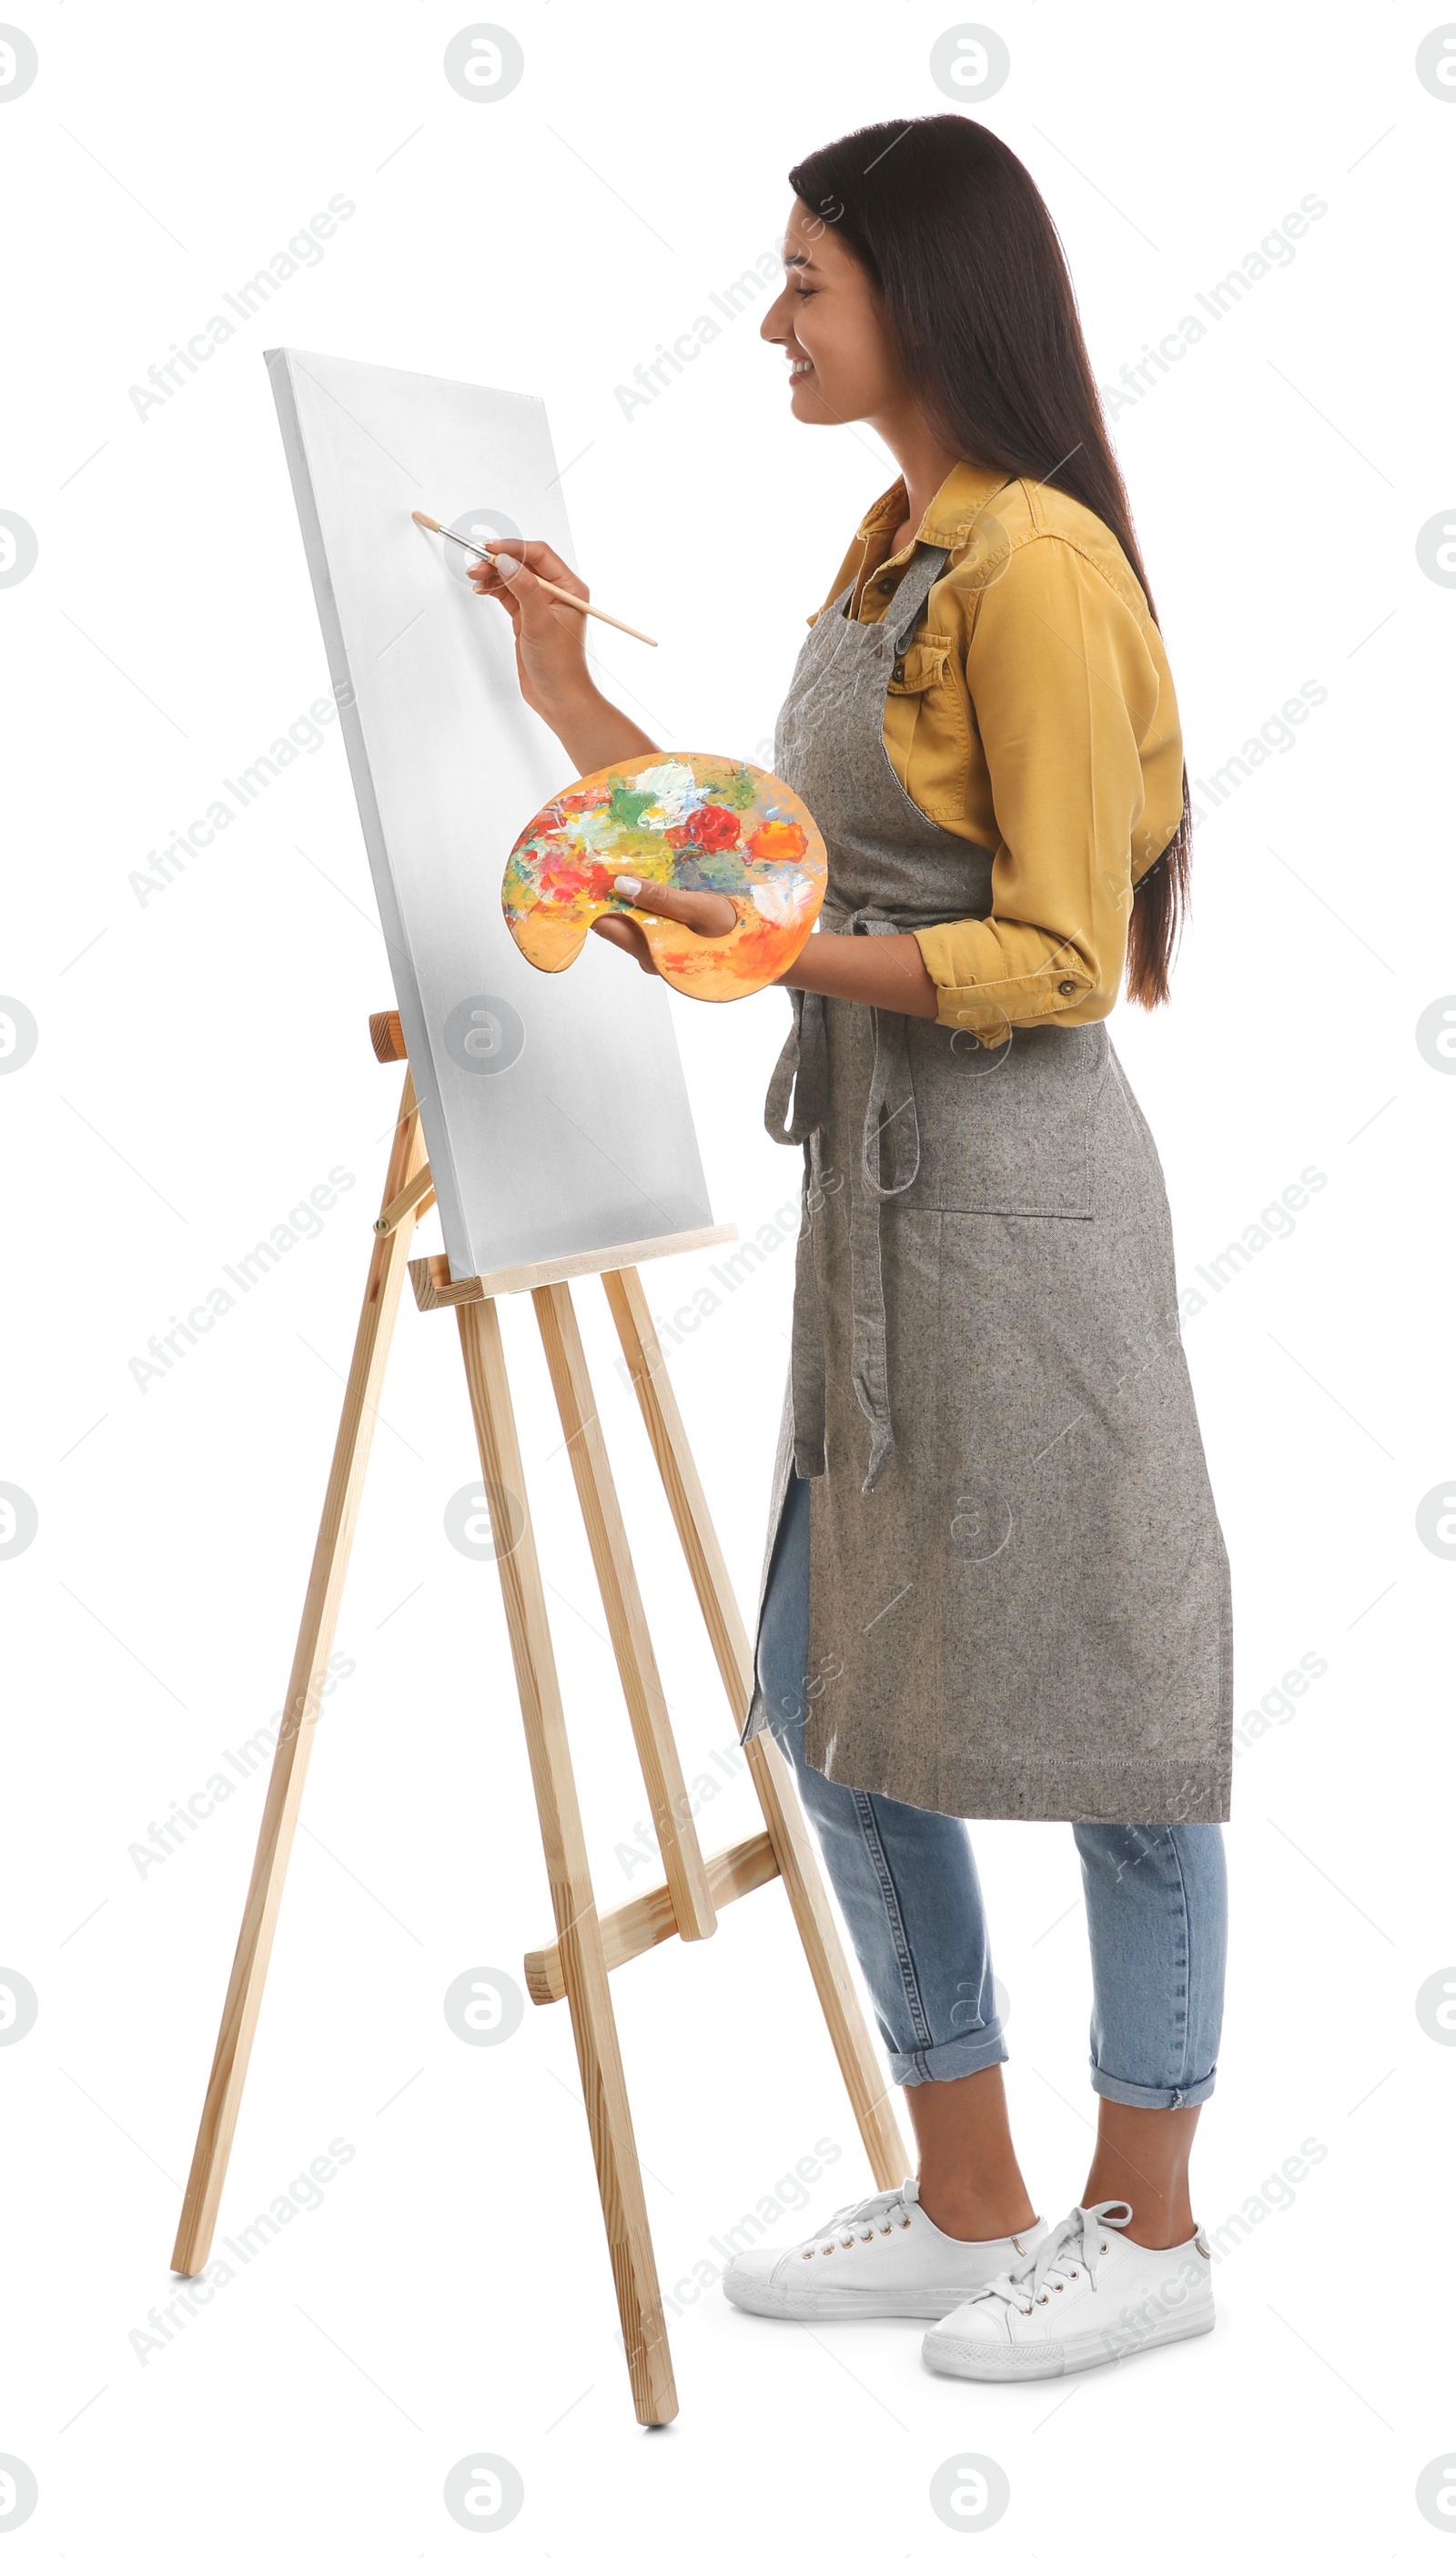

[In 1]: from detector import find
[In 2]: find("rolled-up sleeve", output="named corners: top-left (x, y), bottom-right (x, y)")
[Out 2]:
top-left (913, 534), bottom-right (1174, 1044)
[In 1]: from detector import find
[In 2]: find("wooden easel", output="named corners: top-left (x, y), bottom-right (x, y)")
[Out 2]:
top-left (171, 1011), bottom-right (906, 2427)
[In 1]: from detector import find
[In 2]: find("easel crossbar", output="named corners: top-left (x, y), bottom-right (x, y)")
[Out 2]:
top-left (523, 1826), bottom-right (780, 2006)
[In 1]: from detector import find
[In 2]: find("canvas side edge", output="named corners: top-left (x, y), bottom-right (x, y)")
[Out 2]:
top-left (261, 343), bottom-right (474, 1272)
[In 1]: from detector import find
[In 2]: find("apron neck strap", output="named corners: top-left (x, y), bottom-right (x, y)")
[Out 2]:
top-left (885, 542), bottom-right (952, 657)
top-left (827, 539), bottom-right (952, 639)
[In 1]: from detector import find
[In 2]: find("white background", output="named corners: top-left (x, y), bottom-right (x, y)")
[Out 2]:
top-left (2, 2), bottom-right (1452, 2549)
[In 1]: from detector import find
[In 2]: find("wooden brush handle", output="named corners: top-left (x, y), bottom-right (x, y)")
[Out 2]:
top-left (526, 575), bottom-right (655, 649)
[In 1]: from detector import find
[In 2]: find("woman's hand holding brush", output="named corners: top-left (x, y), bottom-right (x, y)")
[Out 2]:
top-left (419, 518), bottom-right (655, 776)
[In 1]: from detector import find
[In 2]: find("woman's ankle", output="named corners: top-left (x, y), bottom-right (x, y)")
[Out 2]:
top-left (1082, 2095), bottom-right (1202, 2252)
top-left (1114, 2204), bottom-right (1198, 2250)
top-left (915, 2174), bottom-right (1036, 2243)
top-left (903, 2066), bottom-right (1034, 2242)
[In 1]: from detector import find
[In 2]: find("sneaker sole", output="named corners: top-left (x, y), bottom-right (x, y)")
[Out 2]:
top-left (923, 2299), bottom-right (1216, 2380)
top-left (723, 2268), bottom-right (991, 2322)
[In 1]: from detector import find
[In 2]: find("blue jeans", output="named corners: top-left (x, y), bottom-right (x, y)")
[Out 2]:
top-left (757, 1473), bottom-right (1227, 2108)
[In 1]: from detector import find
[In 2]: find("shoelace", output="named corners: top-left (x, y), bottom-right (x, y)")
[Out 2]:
top-left (798, 2179), bottom-right (917, 2258)
top-left (977, 2199), bottom-right (1133, 2315)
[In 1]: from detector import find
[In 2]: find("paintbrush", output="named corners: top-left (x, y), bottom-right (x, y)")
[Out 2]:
top-left (410, 511), bottom-right (657, 647)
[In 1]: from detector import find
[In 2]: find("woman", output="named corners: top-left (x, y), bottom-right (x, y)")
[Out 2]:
top-left (469, 114), bottom-right (1231, 2385)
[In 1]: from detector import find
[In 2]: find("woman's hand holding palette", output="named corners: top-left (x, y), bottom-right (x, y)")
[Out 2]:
top-left (500, 752), bottom-right (825, 1001)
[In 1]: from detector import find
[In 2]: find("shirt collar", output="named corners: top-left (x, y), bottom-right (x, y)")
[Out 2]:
top-left (855, 460), bottom-right (1016, 574)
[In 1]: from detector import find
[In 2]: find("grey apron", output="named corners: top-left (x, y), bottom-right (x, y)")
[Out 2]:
top-left (742, 541), bottom-right (1233, 1825)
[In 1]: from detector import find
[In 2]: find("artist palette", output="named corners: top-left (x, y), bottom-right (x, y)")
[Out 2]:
top-left (500, 752), bottom-right (826, 1002)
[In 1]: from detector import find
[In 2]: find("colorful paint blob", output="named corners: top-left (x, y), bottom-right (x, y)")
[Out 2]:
top-left (500, 752), bottom-right (826, 1002)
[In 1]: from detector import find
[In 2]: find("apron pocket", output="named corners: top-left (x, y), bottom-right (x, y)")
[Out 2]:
top-left (903, 1018), bottom-right (1107, 1217)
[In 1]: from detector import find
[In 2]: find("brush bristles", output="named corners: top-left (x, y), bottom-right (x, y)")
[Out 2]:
top-left (410, 510), bottom-right (440, 531)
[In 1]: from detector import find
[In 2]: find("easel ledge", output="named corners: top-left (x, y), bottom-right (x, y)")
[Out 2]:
top-left (409, 1225), bottom-right (738, 1310)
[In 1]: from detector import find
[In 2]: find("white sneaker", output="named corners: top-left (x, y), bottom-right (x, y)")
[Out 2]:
top-left (922, 2199), bottom-right (1214, 2381)
top-left (723, 2178), bottom-right (1046, 2321)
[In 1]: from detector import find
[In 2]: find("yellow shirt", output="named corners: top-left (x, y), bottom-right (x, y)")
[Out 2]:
top-left (809, 460), bottom-right (1185, 1042)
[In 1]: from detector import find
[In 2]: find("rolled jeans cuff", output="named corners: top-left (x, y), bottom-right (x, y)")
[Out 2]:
top-left (886, 2023), bottom-right (1010, 2089)
top-left (1090, 2062), bottom-right (1218, 2110)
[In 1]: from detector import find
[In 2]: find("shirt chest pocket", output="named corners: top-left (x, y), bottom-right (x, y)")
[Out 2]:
top-left (902, 1019), bottom-right (1107, 1218)
top-left (885, 632), bottom-right (971, 816)
top-left (886, 634), bottom-right (955, 693)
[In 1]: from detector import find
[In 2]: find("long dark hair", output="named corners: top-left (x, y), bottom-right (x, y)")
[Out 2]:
top-left (788, 114), bottom-right (1188, 1007)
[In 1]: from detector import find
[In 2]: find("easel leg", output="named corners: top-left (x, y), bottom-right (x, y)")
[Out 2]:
top-left (531, 1281), bottom-right (715, 1946)
top-left (456, 1296), bottom-right (677, 2428)
top-left (602, 1269), bottom-right (910, 2194)
top-left (171, 1074), bottom-right (430, 2275)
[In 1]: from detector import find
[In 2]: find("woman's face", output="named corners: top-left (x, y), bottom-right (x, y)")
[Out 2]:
top-left (761, 196), bottom-right (904, 428)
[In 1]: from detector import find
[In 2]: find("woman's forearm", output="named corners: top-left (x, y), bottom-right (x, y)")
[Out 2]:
top-left (779, 928), bottom-right (940, 1019)
top-left (541, 682), bottom-right (657, 776)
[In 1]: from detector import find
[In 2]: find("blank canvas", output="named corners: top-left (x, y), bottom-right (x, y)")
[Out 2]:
top-left (266, 345), bottom-right (715, 1282)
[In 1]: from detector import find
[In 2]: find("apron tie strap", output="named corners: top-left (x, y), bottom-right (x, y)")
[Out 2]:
top-left (763, 912), bottom-right (924, 1493)
top-left (765, 986), bottom-right (832, 1478)
top-left (763, 985), bottom-right (828, 1148)
top-left (850, 917), bottom-right (921, 1491)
